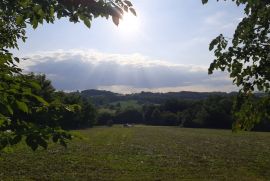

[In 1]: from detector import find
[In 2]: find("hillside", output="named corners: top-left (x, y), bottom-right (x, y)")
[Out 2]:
top-left (79, 89), bottom-right (237, 106)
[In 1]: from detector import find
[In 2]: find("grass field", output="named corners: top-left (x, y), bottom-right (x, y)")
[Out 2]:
top-left (1, 126), bottom-right (270, 180)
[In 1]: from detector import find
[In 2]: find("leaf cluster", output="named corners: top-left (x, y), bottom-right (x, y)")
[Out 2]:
top-left (202, 0), bottom-right (270, 130)
top-left (1, 0), bottom-right (129, 151)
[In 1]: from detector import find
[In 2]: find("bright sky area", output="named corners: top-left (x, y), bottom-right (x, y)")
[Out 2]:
top-left (14, 0), bottom-right (244, 94)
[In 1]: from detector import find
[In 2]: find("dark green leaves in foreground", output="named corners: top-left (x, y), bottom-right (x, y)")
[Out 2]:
top-left (6, 0), bottom-right (136, 29)
top-left (0, 67), bottom-right (72, 151)
top-left (202, 0), bottom-right (270, 130)
top-left (1, 0), bottom-right (131, 151)
top-left (202, 0), bottom-right (270, 93)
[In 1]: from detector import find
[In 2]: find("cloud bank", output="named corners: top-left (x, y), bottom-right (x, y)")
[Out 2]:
top-left (19, 49), bottom-right (237, 93)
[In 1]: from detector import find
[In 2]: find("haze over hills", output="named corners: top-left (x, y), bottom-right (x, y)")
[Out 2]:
top-left (79, 89), bottom-right (238, 105)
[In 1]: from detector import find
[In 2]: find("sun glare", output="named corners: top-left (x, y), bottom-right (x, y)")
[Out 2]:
top-left (118, 13), bottom-right (140, 34)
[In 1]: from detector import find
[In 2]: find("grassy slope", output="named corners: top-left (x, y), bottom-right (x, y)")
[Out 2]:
top-left (98, 100), bottom-right (141, 114)
top-left (1, 126), bottom-right (270, 180)
top-left (110, 100), bottom-right (142, 110)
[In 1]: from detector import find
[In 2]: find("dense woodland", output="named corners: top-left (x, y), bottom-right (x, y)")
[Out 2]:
top-left (92, 91), bottom-right (270, 132)
top-left (6, 73), bottom-right (268, 134)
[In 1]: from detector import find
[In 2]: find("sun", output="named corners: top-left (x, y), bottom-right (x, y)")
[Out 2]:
top-left (118, 13), bottom-right (140, 34)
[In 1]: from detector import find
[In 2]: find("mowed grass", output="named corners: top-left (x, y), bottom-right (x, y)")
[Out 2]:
top-left (1, 126), bottom-right (270, 180)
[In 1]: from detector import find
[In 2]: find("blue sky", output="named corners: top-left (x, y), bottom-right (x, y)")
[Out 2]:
top-left (16, 0), bottom-right (244, 93)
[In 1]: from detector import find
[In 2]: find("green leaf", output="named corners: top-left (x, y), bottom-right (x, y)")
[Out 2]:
top-left (123, 5), bottom-right (128, 12)
top-left (83, 18), bottom-right (91, 28)
top-left (33, 4), bottom-right (41, 13)
top-left (129, 8), bottom-right (136, 16)
top-left (50, 7), bottom-right (55, 17)
top-left (37, 8), bottom-right (44, 17)
top-left (32, 17), bottom-right (38, 29)
top-left (6, 105), bottom-right (13, 115)
top-left (14, 57), bottom-right (20, 63)
top-left (16, 16), bottom-right (24, 25)
top-left (112, 16), bottom-right (119, 26)
top-left (202, 0), bottom-right (208, 4)
top-left (124, 0), bottom-right (133, 6)
top-left (29, 81), bottom-right (41, 90)
top-left (16, 100), bottom-right (29, 113)
top-left (32, 95), bottom-right (49, 106)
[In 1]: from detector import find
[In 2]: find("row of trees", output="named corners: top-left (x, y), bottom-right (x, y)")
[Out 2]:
top-left (97, 96), bottom-right (270, 131)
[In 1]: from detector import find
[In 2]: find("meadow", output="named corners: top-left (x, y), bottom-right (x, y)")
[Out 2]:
top-left (1, 126), bottom-right (270, 180)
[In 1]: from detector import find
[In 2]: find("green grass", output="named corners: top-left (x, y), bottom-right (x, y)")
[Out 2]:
top-left (111, 100), bottom-right (142, 110)
top-left (1, 126), bottom-right (270, 180)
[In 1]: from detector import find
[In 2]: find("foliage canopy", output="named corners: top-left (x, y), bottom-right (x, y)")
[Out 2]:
top-left (0, 0), bottom-right (135, 151)
top-left (202, 0), bottom-right (270, 130)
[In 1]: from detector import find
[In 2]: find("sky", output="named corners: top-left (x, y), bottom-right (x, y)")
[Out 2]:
top-left (15, 0), bottom-right (245, 94)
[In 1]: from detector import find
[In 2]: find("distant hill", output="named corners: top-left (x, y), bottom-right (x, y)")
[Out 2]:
top-left (81, 89), bottom-right (120, 97)
top-left (79, 89), bottom-right (238, 106)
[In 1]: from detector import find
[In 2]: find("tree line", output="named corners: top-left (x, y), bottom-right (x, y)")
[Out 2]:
top-left (2, 72), bottom-right (270, 151)
top-left (97, 96), bottom-right (270, 132)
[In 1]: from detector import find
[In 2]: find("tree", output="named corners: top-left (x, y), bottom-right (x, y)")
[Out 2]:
top-left (114, 108), bottom-right (143, 124)
top-left (151, 108), bottom-right (161, 125)
top-left (25, 73), bottom-right (55, 102)
top-left (163, 99), bottom-right (191, 113)
top-left (81, 98), bottom-right (97, 128)
top-left (202, 0), bottom-right (270, 130)
top-left (0, 73), bottom-right (72, 151)
top-left (159, 111), bottom-right (178, 126)
top-left (97, 111), bottom-right (114, 125)
top-left (0, 0), bottom-right (135, 150)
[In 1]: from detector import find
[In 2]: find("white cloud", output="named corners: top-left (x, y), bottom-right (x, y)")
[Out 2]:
top-left (21, 49), bottom-right (208, 71)
top-left (19, 49), bottom-right (237, 93)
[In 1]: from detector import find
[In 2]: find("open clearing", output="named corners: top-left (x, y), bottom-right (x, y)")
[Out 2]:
top-left (1, 126), bottom-right (270, 180)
